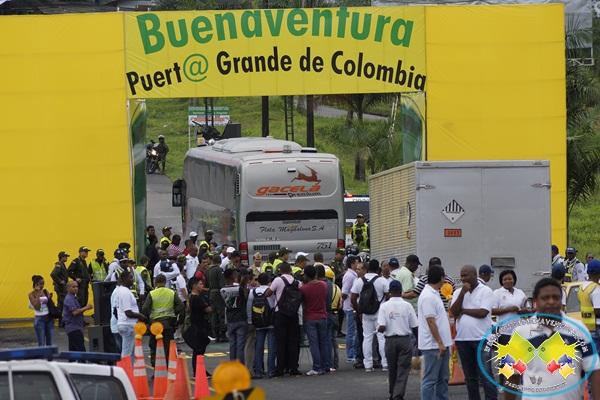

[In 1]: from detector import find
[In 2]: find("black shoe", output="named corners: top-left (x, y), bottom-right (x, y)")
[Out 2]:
top-left (253, 375), bottom-right (264, 379)
top-left (353, 361), bottom-right (364, 369)
top-left (271, 372), bottom-right (284, 378)
top-left (289, 370), bottom-right (302, 376)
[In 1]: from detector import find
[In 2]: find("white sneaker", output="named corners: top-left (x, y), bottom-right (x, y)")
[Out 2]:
top-left (365, 368), bottom-right (374, 373)
top-left (306, 369), bottom-right (320, 376)
top-left (382, 367), bottom-right (388, 372)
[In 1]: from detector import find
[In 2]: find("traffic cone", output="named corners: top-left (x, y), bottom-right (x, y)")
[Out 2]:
top-left (448, 321), bottom-right (465, 385)
top-left (132, 323), bottom-right (150, 399)
top-left (164, 355), bottom-right (192, 400)
top-left (165, 340), bottom-right (179, 393)
top-left (117, 355), bottom-right (134, 385)
top-left (194, 355), bottom-right (210, 399)
top-left (153, 336), bottom-right (169, 399)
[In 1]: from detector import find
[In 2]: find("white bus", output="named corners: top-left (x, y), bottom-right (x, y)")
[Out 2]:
top-left (174, 138), bottom-right (346, 265)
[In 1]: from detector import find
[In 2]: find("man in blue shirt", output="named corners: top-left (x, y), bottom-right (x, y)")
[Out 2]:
top-left (62, 281), bottom-right (93, 351)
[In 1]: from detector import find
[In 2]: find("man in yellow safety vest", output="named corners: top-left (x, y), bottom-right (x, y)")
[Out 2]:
top-left (89, 249), bottom-right (109, 282)
top-left (351, 214), bottom-right (369, 251)
top-left (579, 260), bottom-right (600, 336)
top-left (142, 274), bottom-right (184, 366)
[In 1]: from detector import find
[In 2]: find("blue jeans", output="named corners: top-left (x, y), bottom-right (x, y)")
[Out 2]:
top-left (34, 316), bottom-right (53, 346)
top-left (305, 319), bottom-right (331, 372)
top-left (228, 321), bottom-right (248, 363)
top-left (344, 310), bottom-right (356, 360)
top-left (113, 332), bottom-right (123, 354)
top-left (118, 324), bottom-right (135, 358)
top-left (254, 328), bottom-right (276, 377)
top-left (421, 348), bottom-right (450, 400)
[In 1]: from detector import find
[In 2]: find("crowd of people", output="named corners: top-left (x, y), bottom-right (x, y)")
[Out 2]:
top-left (27, 225), bottom-right (600, 400)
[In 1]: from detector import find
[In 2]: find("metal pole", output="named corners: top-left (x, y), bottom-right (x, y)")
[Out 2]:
top-left (262, 96), bottom-right (269, 137)
top-left (306, 95), bottom-right (314, 147)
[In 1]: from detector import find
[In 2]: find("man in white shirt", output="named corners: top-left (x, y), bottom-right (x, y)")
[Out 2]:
top-left (503, 278), bottom-right (600, 400)
top-left (174, 256), bottom-right (189, 343)
top-left (478, 264), bottom-right (493, 286)
top-left (351, 259), bottom-right (390, 372)
top-left (342, 255), bottom-right (360, 363)
top-left (184, 246), bottom-right (200, 280)
top-left (551, 244), bottom-right (564, 270)
top-left (114, 270), bottom-right (147, 358)
top-left (418, 265), bottom-right (453, 400)
top-left (154, 252), bottom-right (180, 289)
top-left (377, 280), bottom-right (417, 400)
top-left (449, 265), bottom-right (496, 400)
top-left (220, 246), bottom-right (236, 271)
top-left (106, 258), bottom-right (145, 300)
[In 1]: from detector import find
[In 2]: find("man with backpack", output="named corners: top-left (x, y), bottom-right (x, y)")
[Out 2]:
top-left (220, 269), bottom-right (248, 363)
top-left (265, 262), bottom-right (303, 377)
top-left (247, 273), bottom-right (277, 379)
top-left (350, 259), bottom-right (390, 372)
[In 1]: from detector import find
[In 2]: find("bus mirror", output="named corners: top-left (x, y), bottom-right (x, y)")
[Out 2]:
top-left (172, 179), bottom-right (185, 207)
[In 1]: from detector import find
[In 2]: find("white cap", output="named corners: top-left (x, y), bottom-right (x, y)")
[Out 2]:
top-left (295, 252), bottom-right (309, 260)
top-left (189, 231), bottom-right (198, 238)
top-left (226, 246), bottom-right (236, 254)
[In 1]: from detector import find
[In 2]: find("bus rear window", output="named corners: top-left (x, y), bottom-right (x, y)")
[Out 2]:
top-left (70, 374), bottom-right (127, 400)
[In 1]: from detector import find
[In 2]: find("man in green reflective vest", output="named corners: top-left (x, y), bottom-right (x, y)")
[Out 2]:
top-left (136, 255), bottom-right (154, 293)
top-left (351, 214), bottom-right (369, 251)
top-left (142, 274), bottom-right (184, 366)
top-left (89, 249), bottom-right (109, 282)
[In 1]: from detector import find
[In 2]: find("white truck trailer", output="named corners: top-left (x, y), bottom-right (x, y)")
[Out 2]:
top-left (369, 161), bottom-right (551, 293)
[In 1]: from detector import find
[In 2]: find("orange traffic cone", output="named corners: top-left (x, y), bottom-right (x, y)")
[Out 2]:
top-left (132, 323), bottom-right (150, 399)
top-left (194, 355), bottom-right (210, 399)
top-left (164, 355), bottom-right (192, 400)
top-left (448, 320), bottom-right (465, 385)
top-left (117, 355), bottom-right (134, 385)
top-left (151, 322), bottom-right (169, 400)
top-left (165, 340), bottom-right (179, 392)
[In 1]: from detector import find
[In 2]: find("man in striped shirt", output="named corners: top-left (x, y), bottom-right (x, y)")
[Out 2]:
top-left (403, 257), bottom-right (456, 310)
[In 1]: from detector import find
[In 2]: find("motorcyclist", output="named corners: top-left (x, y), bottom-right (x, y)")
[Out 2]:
top-left (156, 135), bottom-right (169, 174)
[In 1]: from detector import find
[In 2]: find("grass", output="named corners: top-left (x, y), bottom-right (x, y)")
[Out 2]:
top-left (569, 189), bottom-right (600, 257)
top-left (146, 97), bottom-right (370, 193)
top-left (145, 97), bottom-right (600, 256)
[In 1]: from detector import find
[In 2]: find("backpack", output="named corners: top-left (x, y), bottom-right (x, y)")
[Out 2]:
top-left (251, 289), bottom-right (274, 328)
top-left (358, 276), bottom-right (381, 315)
top-left (277, 277), bottom-right (302, 317)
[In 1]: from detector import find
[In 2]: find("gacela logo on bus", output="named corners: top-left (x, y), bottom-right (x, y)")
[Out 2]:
top-left (256, 167), bottom-right (322, 197)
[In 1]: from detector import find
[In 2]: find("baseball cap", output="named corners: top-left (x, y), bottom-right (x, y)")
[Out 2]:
top-left (205, 230), bottom-right (214, 235)
top-left (189, 231), bottom-right (198, 238)
top-left (79, 246), bottom-right (91, 253)
top-left (406, 254), bottom-right (422, 266)
top-left (96, 249), bottom-right (105, 255)
top-left (389, 258), bottom-right (400, 268)
top-left (226, 246), bottom-right (236, 254)
top-left (588, 259), bottom-right (600, 275)
top-left (296, 252), bottom-right (309, 260)
top-left (356, 213), bottom-right (364, 218)
top-left (58, 251), bottom-right (70, 258)
top-left (389, 280), bottom-right (403, 292)
top-left (479, 264), bottom-right (493, 274)
top-left (566, 247), bottom-right (577, 254)
top-left (114, 248), bottom-right (127, 260)
top-left (335, 248), bottom-right (345, 255)
top-left (278, 247), bottom-right (291, 256)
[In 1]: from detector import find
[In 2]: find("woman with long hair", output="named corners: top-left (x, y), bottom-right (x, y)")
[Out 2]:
top-left (28, 275), bottom-right (54, 346)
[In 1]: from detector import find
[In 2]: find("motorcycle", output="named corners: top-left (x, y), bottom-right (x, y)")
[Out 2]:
top-left (146, 142), bottom-right (160, 174)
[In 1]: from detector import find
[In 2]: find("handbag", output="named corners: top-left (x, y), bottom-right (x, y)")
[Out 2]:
top-left (44, 290), bottom-right (62, 319)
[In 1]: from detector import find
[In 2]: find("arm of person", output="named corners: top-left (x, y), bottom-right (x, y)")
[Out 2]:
top-left (590, 369), bottom-right (600, 398)
top-left (137, 272), bottom-right (145, 296)
top-left (125, 309), bottom-right (147, 322)
top-left (162, 265), bottom-right (180, 281)
top-left (426, 317), bottom-right (447, 355)
top-left (247, 289), bottom-right (254, 325)
top-left (402, 291), bottom-right (418, 299)
top-left (492, 306), bottom-right (520, 316)
top-left (72, 304), bottom-right (93, 316)
top-left (351, 293), bottom-right (359, 312)
top-left (448, 284), bottom-right (469, 318)
top-left (29, 292), bottom-right (41, 310)
top-left (376, 304), bottom-right (387, 334)
top-left (173, 292), bottom-right (184, 315)
top-left (142, 293), bottom-right (152, 318)
top-left (460, 308), bottom-right (490, 319)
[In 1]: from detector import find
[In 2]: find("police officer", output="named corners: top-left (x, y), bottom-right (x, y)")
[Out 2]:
top-left (199, 230), bottom-right (215, 249)
top-left (261, 252), bottom-right (277, 278)
top-left (564, 247), bottom-right (586, 282)
top-left (273, 248), bottom-right (290, 275)
top-left (160, 226), bottom-right (172, 247)
top-left (579, 260), bottom-right (600, 336)
top-left (351, 214), bottom-right (369, 251)
top-left (50, 251), bottom-right (70, 320)
top-left (142, 274), bottom-right (183, 366)
top-left (136, 255), bottom-right (154, 293)
top-left (68, 246), bottom-right (91, 307)
top-left (89, 249), bottom-right (109, 282)
top-left (330, 248), bottom-right (346, 337)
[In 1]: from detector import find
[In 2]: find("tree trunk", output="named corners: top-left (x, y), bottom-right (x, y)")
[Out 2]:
top-left (306, 95), bottom-right (315, 148)
top-left (354, 152), bottom-right (366, 181)
top-left (346, 109), bottom-right (354, 125)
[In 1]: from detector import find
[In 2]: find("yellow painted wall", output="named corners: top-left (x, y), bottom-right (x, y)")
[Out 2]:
top-left (424, 4), bottom-right (566, 250)
top-left (0, 13), bottom-right (133, 319)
